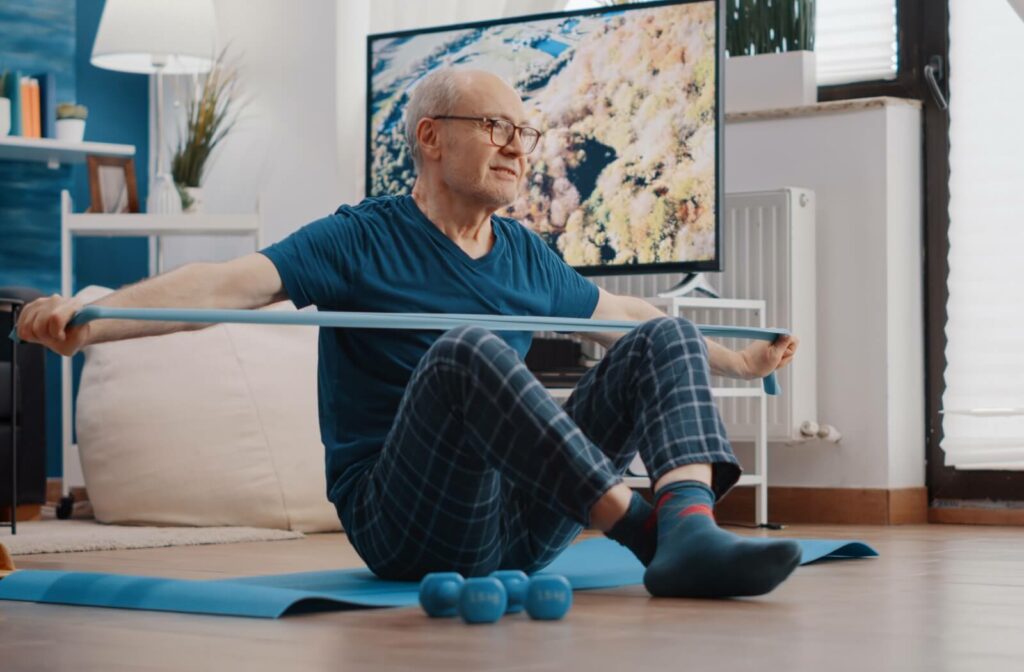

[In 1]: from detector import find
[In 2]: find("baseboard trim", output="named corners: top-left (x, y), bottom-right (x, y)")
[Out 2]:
top-left (928, 507), bottom-right (1024, 526)
top-left (46, 478), bottom-right (62, 504)
top-left (715, 486), bottom-right (929, 525)
top-left (1, 504), bottom-right (42, 523)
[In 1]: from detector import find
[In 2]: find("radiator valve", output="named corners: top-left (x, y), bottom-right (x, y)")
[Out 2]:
top-left (799, 421), bottom-right (842, 443)
top-left (799, 420), bottom-right (819, 437)
top-left (816, 424), bottom-right (842, 443)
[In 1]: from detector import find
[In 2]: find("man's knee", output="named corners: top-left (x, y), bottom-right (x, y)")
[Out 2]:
top-left (429, 325), bottom-right (508, 364)
top-left (636, 315), bottom-right (702, 346)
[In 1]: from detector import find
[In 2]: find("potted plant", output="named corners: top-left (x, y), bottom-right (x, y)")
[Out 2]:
top-left (171, 50), bottom-right (243, 213)
top-left (0, 70), bottom-right (10, 137)
top-left (724, 0), bottom-right (817, 113)
top-left (56, 102), bottom-right (88, 142)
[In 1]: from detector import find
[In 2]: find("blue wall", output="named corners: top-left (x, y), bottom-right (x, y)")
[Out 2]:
top-left (73, 0), bottom-right (149, 289)
top-left (0, 0), bottom-right (76, 293)
top-left (0, 0), bottom-right (149, 478)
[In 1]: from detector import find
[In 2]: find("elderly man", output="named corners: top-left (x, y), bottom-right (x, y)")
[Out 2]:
top-left (17, 68), bottom-right (800, 598)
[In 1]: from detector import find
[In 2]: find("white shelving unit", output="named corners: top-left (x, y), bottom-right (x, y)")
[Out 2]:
top-left (0, 136), bottom-right (135, 169)
top-left (547, 296), bottom-right (770, 524)
top-left (58, 190), bottom-right (263, 496)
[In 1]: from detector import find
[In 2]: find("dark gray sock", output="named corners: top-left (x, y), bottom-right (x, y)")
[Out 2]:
top-left (643, 480), bottom-right (802, 598)
top-left (604, 490), bottom-right (657, 566)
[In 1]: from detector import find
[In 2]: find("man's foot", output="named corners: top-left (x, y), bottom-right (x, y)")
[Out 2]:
top-left (643, 480), bottom-right (801, 598)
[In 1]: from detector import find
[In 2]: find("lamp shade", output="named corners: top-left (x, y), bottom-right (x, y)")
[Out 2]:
top-left (91, 0), bottom-right (218, 74)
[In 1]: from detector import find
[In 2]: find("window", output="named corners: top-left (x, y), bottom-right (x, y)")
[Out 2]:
top-left (940, 0), bottom-right (1024, 471)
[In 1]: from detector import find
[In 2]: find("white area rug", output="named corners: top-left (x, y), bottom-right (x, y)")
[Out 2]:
top-left (1, 519), bottom-right (305, 556)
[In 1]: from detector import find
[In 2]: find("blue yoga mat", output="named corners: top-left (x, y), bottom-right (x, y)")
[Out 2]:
top-left (0, 538), bottom-right (876, 618)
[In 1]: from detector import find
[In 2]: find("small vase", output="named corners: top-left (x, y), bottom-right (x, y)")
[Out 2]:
top-left (184, 187), bottom-right (204, 213)
top-left (56, 118), bottom-right (86, 142)
top-left (0, 97), bottom-right (10, 137)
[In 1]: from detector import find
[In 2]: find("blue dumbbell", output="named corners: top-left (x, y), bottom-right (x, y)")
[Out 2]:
top-left (525, 574), bottom-right (572, 621)
top-left (458, 577), bottom-right (508, 624)
top-left (490, 570), bottom-right (529, 614)
top-left (419, 573), bottom-right (508, 623)
top-left (419, 572), bottom-right (465, 617)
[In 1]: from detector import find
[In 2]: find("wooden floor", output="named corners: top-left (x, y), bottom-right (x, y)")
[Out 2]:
top-left (2, 524), bottom-right (1023, 671)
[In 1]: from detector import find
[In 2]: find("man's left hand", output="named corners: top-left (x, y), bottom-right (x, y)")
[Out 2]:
top-left (740, 334), bottom-right (799, 379)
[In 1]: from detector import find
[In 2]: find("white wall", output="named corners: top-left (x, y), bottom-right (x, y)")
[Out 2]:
top-left (725, 101), bottom-right (925, 489)
top-left (157, 0), bottom-right (348, 268)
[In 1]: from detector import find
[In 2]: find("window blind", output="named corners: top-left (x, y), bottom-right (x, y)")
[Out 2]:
top-left (815, 0), bottom-right (897, 85)
top-left (941, 0), bottom-right (1024, 470)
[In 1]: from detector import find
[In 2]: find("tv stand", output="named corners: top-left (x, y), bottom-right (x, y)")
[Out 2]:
top-left (657, 272), bottom-right (720, 298)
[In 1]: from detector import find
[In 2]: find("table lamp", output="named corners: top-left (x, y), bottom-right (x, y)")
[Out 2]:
top-left (90, 0), bottom-right (218, 214)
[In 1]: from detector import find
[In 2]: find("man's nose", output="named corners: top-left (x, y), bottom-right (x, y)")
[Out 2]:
top-left (501, 130), bottom-right (527, 156)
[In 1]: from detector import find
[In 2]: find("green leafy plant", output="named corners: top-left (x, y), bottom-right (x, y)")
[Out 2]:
top-left (171, 49), bottom-right (244, 189)
top-left (726, 0), bottom-right (815, 57)
top-left (56, 102), bottom-right (89, 120)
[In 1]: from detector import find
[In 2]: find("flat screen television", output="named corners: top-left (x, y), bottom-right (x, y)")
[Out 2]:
top-left (366, 0), bottom-right (723, 277)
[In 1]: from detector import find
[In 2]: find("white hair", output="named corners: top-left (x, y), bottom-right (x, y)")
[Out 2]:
top-left (404, 69), bottom-right (465, 172)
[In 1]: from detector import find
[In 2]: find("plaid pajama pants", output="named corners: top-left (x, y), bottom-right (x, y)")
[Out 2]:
top-left (341, 316), bottom-right (741, 580)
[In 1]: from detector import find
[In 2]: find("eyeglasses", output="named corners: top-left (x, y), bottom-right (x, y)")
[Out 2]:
top-left (430, 115), bottom-right (542, 154)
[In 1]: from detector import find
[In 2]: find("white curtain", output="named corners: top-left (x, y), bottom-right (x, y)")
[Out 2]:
top-left (942, 0), bottom-right (1024, 470)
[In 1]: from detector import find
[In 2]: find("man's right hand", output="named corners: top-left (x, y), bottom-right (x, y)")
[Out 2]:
top-left (15, 294), bottom-right (92, 357)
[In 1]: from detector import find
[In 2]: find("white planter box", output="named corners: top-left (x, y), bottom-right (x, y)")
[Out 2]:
top-left (725, 51), bottom-right (817, 113)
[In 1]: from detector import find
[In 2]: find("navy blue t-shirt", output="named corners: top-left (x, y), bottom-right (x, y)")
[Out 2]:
top-left (259, 195), bottom-right (599, 512)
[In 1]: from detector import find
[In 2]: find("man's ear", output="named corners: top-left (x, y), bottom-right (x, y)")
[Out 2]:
top-left (416, 117), bottom-right (442, 162)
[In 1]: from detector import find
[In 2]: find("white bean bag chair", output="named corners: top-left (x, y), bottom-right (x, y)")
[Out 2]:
top-left (74, 286), bottom-right (341, 532)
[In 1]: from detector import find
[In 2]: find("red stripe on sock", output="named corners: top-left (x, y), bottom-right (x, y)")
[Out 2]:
top-left (654, 492), bottom-right (674, 513)
top-left (677, 504), bottom-right (714, 520)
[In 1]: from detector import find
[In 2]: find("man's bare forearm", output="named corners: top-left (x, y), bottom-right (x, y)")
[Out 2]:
top-left (585, 297), bottom-right (666, 349)
top-left (704, 337), bottom-right (750, 379)
top-left (588, 296), bottom-right (749, 379)
top-left (85, 263), bottom-right (233, 345)
top-left (17, 253), bottom-right (284, 356)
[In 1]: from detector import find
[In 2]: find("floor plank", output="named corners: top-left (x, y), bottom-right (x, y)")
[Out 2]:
top-left (2, 524), bottom-right (1024, 671)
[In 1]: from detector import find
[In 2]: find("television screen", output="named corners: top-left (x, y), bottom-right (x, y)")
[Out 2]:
top-left (366, 0), bottom-right (722, 276)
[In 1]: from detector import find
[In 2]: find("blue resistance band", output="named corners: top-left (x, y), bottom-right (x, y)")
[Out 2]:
top-left (11, 306), bottom-right (784, 394)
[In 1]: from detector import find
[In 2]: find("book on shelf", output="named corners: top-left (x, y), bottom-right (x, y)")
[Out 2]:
top-left (28, 78), bottom-right (41, 138)
top-left (17, 76), bottom-right (42, 139)
top-left (33, 72), bottom-right (56, 138)
top-left (4, 74), bottom-right (52, 139)
top-left (19, 78), bottom-right (32, 137)
top-left (4, 70), bottom-right (23, 136)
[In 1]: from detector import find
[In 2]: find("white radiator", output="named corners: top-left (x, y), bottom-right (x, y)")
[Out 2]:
top-left (593, 188), bottom-right (817, 443)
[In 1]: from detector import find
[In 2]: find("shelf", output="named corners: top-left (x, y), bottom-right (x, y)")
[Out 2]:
top-left (0, 136), bottom-right (135, 168)
top-left (646, 296), bottom-right (766, 311)
top-left (623, 474), bottom-right (764, 489)
top-left (65, 212), bottom-right (261, 237)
